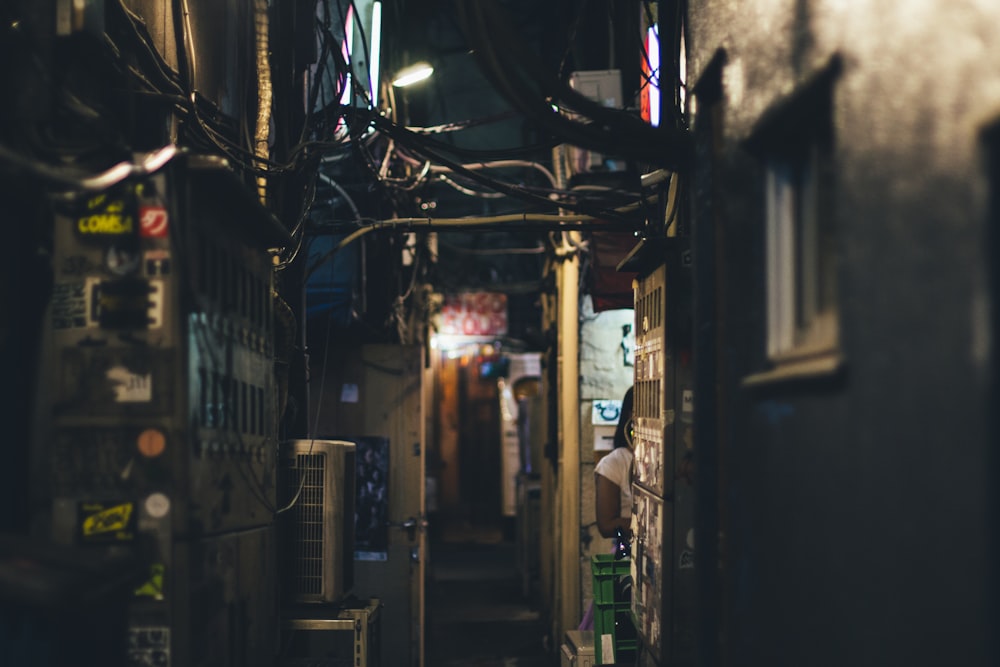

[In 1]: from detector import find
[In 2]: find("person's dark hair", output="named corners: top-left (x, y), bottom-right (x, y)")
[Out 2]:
top-left (612, 386), bottom-right (634, 449)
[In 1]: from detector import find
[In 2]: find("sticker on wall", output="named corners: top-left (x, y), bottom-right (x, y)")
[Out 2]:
top-left (51, 282), bottom-right (89, 330)
top-left (106, 365), bottom-right (152, 402)
top-left (340, 383), bottom-right (359, 403)
top-left (79, 501), bottom-right (136, 543)
top-left (594, 425), bottom-right (616, 451)
top-left (144, 492), bottom-right (170, 519)
top-left (144, 249), bottom-right (172, 277)
top-left (134, 564), bottom-right (166, 600)
top-left (106, 243), bottom-right (141, 276)
top-left (86, 277), bottom-right (164, 329)
top-left (681, 389), bottom-right (693, 423)
top-left (139, 205), bottom-right (169, 238)
top-left (128, 625), bottom-right (170, 666)
top-left (601, 633), bottom-right (615, 664)
top-left (59, 255), bottom-right (100, 277)
top-left (74, 193), bottom-right (135, 237)
top-left (679, 550), bottom-right (695, 569)
top-left (592, 399), bottom-right (622, 425)
top-left (137, 429), bottom-right (167, 458)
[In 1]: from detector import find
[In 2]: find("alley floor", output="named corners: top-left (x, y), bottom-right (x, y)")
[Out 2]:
top-left (425, 520), bottom-right (556, 667)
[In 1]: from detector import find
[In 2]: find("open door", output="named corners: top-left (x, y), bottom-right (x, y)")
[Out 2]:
top-left (318, 344), bottom-right (426, 666)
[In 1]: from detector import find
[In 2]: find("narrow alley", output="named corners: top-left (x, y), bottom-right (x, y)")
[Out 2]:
top-left (426, 520), bottom-right (553, 667)
top-left (3, 2), bottom-right (1000, 667)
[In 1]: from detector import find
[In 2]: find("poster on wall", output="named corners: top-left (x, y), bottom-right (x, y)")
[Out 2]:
top-left (354, 436), bottom-right (390, 561)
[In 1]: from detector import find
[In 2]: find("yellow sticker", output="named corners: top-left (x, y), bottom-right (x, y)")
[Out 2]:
top-left (81, 502), bottom-right (134, 537)
top-left (77, 212), bottom-right (134, 235)
top-left (76, 195), bottom-right (135, 235)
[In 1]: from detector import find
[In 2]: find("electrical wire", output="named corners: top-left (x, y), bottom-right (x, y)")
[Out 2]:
top-left (168, 0), bottom-right (311, 177)
top-left (438, 239), bottom-right (545, 256)
top-left (452, 0), bottom-right (691, 171)
top-left (274, 214), bottom-right (344, 516)
top-left (371, 113), bottom-right (634, 221)
top-left (556, 0), bottom-right (591, 81)
top-left (391, 140), bottom-right (638, 216)
top-left (395, 141), bottom-right (642, 208)
top-left (436, 174), bottom-right (505, 199)
top-left (317, 172), bottom-right (363, 221)
top-left (0, 143), bottom-right (181, 193)
top-left (404, 111), bottom-right (521, 136)
top-left (304, 202), bottom-right (649, 279)
top-left (429, 159), bottom-right (557, 189)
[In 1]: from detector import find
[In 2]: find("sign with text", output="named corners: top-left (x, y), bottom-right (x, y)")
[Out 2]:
top-left (439, 292), bottom-right (508, 336)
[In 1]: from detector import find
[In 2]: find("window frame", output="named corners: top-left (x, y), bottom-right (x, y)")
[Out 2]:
top-left (744, 57), bottom-right (843, 385)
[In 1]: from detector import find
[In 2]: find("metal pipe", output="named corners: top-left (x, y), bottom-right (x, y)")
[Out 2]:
top-left (557, 229), bottom-right (582, 635)
top-left (254, 0), bottom-right (272, 203)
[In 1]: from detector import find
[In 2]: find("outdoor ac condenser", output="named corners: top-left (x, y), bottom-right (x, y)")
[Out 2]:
top-left (279, 439), bottom-right (356, 604)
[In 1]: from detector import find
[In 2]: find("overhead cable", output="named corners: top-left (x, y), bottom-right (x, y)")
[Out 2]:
top-left (371, 113), bottom-right (634, 222)
top-left (304, 203), bottom-right (647, 279)
top-left (453, 0), bottom-right (692, 171)
top-left (0, 144), bottom-right (181, 192)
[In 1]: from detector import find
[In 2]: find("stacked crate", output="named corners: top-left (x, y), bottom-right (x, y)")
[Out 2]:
top-left (591, 554), bottom-right (637, 664)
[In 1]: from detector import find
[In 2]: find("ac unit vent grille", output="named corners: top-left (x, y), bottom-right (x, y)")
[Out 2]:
top-left (279, 439), bottom-right (355, 604)
top-left (290, 453), bottom-right (327, 596)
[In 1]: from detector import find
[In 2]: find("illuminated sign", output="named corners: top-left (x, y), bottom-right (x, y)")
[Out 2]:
top-left (641, 24), bottom-right (660, 127)
top-left (439, 292), bottom-right (508, 336)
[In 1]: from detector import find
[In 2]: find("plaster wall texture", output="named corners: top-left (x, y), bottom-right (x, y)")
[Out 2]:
top-left (687, 2), bottom-right (1000, 665)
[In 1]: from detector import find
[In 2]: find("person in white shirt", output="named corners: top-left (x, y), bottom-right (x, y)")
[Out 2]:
top-left (579, 386), bottom-right (635, 631)
top-left (595, 386), bottom-right (634, 543)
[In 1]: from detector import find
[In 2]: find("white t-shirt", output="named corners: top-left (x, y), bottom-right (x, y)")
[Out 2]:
top-left (595, 446), bottom-right (633, 520)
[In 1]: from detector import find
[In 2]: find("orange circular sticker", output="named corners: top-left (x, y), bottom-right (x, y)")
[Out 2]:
top-left (137, 429), bottom-right (166, 457)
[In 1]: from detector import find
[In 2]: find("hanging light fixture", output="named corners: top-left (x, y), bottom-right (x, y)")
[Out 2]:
top-left (391, 61), bottom-right (434, 88)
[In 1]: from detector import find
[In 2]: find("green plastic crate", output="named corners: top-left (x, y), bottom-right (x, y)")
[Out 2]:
top-left (591, 554), bottom-right (630, 605)
top-left (593, 601), bottom-right (638, 665)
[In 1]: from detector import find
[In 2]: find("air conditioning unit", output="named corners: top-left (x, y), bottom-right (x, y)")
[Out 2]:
top-left (279, 439), bottom-right (356, 604)
top-left (568, 69), bottom-right (625, 174)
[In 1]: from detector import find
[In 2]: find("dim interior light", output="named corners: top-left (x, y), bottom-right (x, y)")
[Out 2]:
top-left (431, 333), bottom-right (498, 360)
top-left (392, 61), bottom-right (434, 88)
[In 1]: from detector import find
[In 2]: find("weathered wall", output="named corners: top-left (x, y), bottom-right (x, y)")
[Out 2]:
top-left (688, 1), bottom-right (1000, 665)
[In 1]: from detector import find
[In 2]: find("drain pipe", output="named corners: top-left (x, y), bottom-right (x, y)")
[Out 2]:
top-left (254, 0), bottom-right (272, 204)
top-left (556, 232), bottom-right (582, 636)
top-left (552, 144), bottom-right (582, 637)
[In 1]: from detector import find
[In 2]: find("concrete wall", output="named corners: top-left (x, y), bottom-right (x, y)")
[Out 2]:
top-left (688, 2), bottom-right (1000, 665)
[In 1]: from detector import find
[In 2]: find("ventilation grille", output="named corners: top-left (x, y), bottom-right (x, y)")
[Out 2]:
top-left (288, 453), bottom-right (327, 596)
top-left (279, 439), bottom-right (355, 604)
